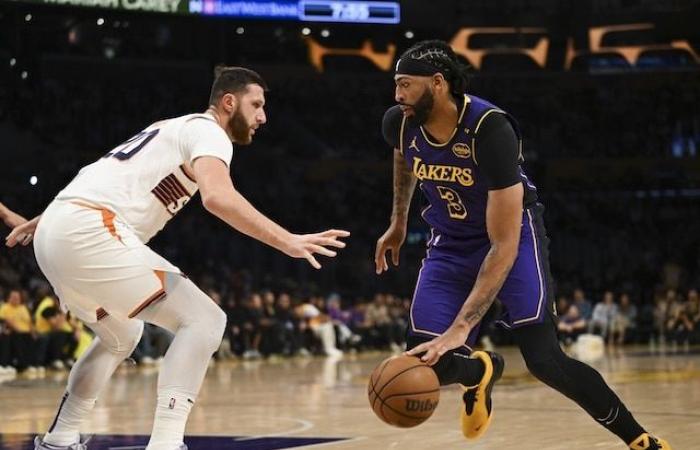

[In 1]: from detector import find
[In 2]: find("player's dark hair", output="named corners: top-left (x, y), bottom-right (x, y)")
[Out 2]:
top-left (209, 66), bottom-right (268, 105)
top-left (399, 40), bottom-right (470, 98)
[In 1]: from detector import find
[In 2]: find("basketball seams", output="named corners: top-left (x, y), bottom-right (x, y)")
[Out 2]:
top-left (381, 388), bottom-right (441, 402)
top-left (375, 363), bottom-right (431, 398)
top-left (369, 356), bottom-right (441, 427)
top-left (370, 358), bottom-right (393, 410)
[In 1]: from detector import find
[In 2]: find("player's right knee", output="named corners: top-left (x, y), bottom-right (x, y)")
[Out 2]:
top-left (102, 319), bottom-right (143, 356)
top-left (198, 306), bottom-right (226, 354)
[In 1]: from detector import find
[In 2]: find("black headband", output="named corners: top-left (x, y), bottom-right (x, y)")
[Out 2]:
top-left (394, 57), bottom-right (441, 76)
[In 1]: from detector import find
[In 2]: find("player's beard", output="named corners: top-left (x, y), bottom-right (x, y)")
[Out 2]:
top-left (229, 109), bottom-right (252, 145)
top-left (406, 88), bottom-right (434, 127)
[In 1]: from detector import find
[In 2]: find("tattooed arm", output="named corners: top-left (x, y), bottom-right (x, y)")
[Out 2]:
top-left (375, 148), bottom-right (417, 274)
top-left (391, 148), bottom-right (417, 221)
top-left (406, 183), bottom-right (523, 365)
top-left (455, 182), bottom-right (523, 327)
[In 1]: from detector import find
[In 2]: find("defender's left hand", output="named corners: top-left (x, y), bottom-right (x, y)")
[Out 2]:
top-left (405, 322), bottom-right (472, 365)
top-left (6, 217), bottom-right (39, 248)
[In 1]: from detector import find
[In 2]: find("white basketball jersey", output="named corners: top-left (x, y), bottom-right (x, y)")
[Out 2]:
top-left (56, 113), bottom-right (233, 243)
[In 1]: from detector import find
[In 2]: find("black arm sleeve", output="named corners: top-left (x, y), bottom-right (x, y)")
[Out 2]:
top-left (382, 105), bottom-right (403, 149)
top-left (475, 112), bottom-right (521, 190)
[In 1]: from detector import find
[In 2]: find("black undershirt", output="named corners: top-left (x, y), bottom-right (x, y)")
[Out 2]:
top-left (381, 105), bottom-right (522, 190)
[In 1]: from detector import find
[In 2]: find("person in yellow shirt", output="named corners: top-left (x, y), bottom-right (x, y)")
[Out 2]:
top-left (0, 289), bottom-right (38, 372)
top-left (35, 294), bottom-right (70, 369)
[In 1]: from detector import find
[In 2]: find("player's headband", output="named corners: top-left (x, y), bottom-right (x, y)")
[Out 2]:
top-left (394, 57), bottom-right (441, 76)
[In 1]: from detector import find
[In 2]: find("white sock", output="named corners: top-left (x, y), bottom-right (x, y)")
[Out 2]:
top-left (43, 392), bottom-right (96, 446)
top-left (146, 390), bottom-right (195, 450)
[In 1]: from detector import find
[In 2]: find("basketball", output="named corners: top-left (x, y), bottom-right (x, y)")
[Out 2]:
top-left (367, 355), bottom-right (440, 428)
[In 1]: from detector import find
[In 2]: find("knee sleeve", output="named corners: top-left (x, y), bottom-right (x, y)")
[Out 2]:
top-left (136, 274), bottom-right (226, 356)
top-left (199, 307), bottom-right (227, 354)
top-left (92, 316), bottom-right (144, 357)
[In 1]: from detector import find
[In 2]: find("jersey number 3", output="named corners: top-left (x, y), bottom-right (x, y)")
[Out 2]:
top-left (436, 186), bottom-right (467, 220)
top-left (105, 129), bottom-right (160, 160)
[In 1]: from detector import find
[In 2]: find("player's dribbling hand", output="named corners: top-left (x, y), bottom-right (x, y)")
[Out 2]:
top-left (404, 322), bottom-right (472, 366)
top-left (284, 229), bottom-right (350, 269)
top-left (374, 222), bottom-right (407, 274)
top-left (5, 217), bottom-right (39, 248)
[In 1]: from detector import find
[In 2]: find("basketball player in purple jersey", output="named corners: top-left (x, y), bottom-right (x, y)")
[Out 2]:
top-left (375, 40), bottom-right (670, 450)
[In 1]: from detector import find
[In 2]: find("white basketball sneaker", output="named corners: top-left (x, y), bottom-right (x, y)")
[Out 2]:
top-left (34, 435), bottom-right (91, 450)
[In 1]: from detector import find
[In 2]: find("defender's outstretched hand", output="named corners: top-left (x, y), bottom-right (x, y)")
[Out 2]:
top-left (374, 222), bottom-right (407, 274)
top-left (6, 216), bottom-right (40, 248)
top-left (283, 229), bottom-right (350, 269)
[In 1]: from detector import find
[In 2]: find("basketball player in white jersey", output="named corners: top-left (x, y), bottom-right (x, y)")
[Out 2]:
top-left (6, 66), bottom-right (349, 450)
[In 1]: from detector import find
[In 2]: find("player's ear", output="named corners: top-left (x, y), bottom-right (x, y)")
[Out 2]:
top-left (433, 73), bottom-right (446, 90)
top-left (222, 93), bottom-right (238, 114)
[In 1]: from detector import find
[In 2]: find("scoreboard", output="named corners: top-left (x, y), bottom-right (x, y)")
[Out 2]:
top-left (9, 0), bottom-right (401, 23)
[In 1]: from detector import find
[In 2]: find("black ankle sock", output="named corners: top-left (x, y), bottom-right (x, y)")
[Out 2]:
top-left (433, 353), bottom-right (485, 386)
top-left (406, 335), bottom-right (485, 386)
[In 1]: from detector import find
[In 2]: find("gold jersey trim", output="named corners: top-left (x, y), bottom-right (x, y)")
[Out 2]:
top-left (419, 94), bottom-right (471, 148)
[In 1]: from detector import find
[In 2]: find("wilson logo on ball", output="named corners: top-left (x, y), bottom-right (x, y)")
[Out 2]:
top-left (405, 399), bottom-right (438, 413)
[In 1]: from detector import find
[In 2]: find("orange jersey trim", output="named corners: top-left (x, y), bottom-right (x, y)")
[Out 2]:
top-left (70, 201), bottom-right (123, 243)
top-left (127, 270), bottom-right (167, 318)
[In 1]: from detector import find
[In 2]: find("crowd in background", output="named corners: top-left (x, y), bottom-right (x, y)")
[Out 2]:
top-left (0, 279), bottom-right (413, 376)
top-left (3, 274), bottom-right (699, 377)
top-left (555, 287), bottom-right (700, 348)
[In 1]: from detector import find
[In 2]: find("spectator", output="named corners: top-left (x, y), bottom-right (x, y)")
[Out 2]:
top-left (326, 294), bottom-right (360, 350)
top-left (589, 291), bottom-right (618, 343)
top-left (665, 289), bottom-right (685, 347)
top-left (297, 298), bottom-right (342, 357)
top-left (40, 307), bottom-right (78, 370)
top-left (240, 293), bottom-right (264, 359)
top-left (34, 293), bottom-right (73, 370)
top-left (572, 289), bottom-right (593, 321)
top-left (365, 294), bottom-right (395, 350)
top-left (556, 295), bottom-right (570, 317)
top-left (0, 302), bottom-right (15, 376)
top-left (0, 289), bottom-right (38, 372)
top-left (686, 289), bottom-right (700, 344)
top-left (652, 293), bottom-right (670, 346)
top-left (557, 304), bottom-right (588, 345)
top-left (222, 294), bottom-right (246, 356)
top-left (258, 290), bottom-right (280, 356)
top-left (666, 289), bottom-right (698, 350)
top-left (274, 292), bottom-right (303, 356)
top-left (611, 294), bottom-right (637, 345)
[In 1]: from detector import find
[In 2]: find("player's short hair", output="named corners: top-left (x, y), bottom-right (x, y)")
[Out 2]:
top-left (209, 66), bottom-right (268, 105)
top-left (398, 40), bottom-right (470, 97)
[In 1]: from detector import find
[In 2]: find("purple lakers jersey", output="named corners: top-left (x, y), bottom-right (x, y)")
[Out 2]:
top-left (396, 94), bottom-right (538, 240)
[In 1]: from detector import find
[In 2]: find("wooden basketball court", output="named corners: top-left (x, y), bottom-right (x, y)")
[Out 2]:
top-left (1, 346), bottom-right (698, 449)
